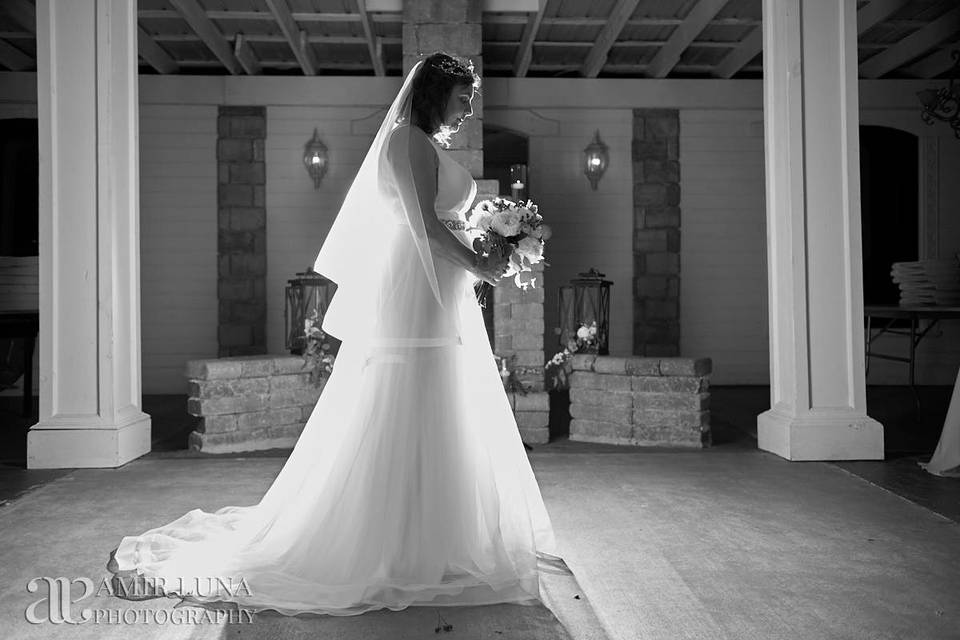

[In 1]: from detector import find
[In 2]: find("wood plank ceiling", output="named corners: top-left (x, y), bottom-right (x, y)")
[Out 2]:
top-left (0, 0), bottom-right (958, 79)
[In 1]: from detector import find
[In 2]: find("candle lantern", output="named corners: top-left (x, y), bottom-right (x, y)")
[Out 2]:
top-left (558, 268), bottom-right (612, 355)
top-left (582, 130), bottom-right (609, 190)
top-left (303, 128), bottom-right (329, 189)
top-left (509, 163), bottom-right (528, 201)
top-left (284, 267), bottom-right (337, 355)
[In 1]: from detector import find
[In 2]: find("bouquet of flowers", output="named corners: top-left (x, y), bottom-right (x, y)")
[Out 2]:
top-left (302, 310), bottom-right (339, 385)
top-left (545, 321), bottom-right (599, 391)
top-left (467, 197), bottom-right (550, 289)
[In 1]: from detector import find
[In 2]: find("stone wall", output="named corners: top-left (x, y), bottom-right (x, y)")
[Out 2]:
top-left (632, 109), bottom-right (681, 357)
top-left (569, 354), bottom-right (711, 447)
top-left (217, 106), bottom-right (267, 357)
top-left (186, 355), bottom-right (325, 453)
top-left (494, 260), bottom-right (548, 444)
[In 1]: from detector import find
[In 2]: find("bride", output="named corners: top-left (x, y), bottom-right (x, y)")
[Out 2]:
top-left (107, 52), bottom-right (559, 616)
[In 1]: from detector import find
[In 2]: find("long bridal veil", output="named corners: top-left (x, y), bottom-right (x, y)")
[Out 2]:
top-left (110, 58), bottom-right (559, 616)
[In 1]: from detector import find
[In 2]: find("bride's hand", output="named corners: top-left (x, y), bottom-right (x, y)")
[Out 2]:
top-left (474, 255), bottom-right (507, 286)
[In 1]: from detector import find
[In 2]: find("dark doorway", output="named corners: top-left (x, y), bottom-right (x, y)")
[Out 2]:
top-left (480, 126), bottom-right (530, 348)
top-left (0, 119), bottom-right (39, 257)
top-left (859, 125), bottom-right (919, 306)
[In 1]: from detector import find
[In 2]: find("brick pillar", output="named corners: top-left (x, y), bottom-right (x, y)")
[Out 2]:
top-left (217, 106), bottom-right (267, 357)
top-left (402, 0), bottom-right (483, 177)
top-left (632, 109), bottom-right (681, 357)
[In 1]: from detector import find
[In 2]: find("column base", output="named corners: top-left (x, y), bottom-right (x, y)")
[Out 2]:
top-left (27, 412), bottom-right (151, 469)
top-left (758, 405), bottom-right (884, 461)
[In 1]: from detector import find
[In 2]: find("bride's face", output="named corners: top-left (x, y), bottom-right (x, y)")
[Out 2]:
top-left (441, 83), bottom-right (476, 130)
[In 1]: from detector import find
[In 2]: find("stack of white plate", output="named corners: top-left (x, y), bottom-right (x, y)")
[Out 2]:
top-left (891, 258), bottom-right (960, 306)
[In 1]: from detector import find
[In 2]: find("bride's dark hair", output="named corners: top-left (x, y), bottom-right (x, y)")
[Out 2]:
top-left (411, 52), bottom-right (481, 136)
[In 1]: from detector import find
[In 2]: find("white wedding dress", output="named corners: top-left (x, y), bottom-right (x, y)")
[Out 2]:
top-left (109, 121), bottom-right (559, 616)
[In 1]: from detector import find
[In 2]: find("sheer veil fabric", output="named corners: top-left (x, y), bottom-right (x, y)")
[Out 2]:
top-left (109, 59), bottom-right (560, 616)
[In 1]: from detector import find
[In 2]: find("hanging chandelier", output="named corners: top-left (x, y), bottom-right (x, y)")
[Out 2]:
top-left (917, 50), bottom-right (960, 139)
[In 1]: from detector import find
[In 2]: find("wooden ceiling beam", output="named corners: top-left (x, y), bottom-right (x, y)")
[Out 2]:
top-left (581, 0), bottom-right (641, 77)
top-left (0, 38), bottom-right (32, 70)
top-left (168, 0), bottom-right (243, 74)
top-left (356, 0), bottom-right (385, 76)
top-left (646, 0), bottom-right (730, 78)
top-left (264, 0), bottom-right (318, 75)
top-left (2, 0), bottom-right (35, 34)
top-left (860, 5), bottom-right (960, 78)
top-left (514, 0), bottom-right (548, 77)
top-left (137, 25), bottom-right (178, 74)
top-left (902, 47), bottom-right (960, 79)
top-left (857, 0), bottom-right (912, 35)
top-left (712, 25), bottom-right (760, 78)
top-left (234, 33), bottom-right (262, 75)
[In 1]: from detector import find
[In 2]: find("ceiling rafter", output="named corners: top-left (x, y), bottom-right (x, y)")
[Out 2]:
top-left (0, 38), bottom-right (32, 70)
top-left (581, 0), bottom-right (641, 77)
top-left (168, 0), bottom-right (243, 75)
top-left (859, 5), bottom-right (960, 78)
top-left (857, 0), bottom-right (913, 35)
top-left (514, 0), bottom-right (548, 78)
top-left (646, 0), bottom-right (731, 78)
top-left (264, 0), bottom-right (318, 76)
top-left (234, 33), bottom-right (262, 75)
top-left (903, 46), bottom-right (959, 79)
top-left (356, 0), bottom-right (385, 76)
top-left (711, 24), bottom-right (760, 78)
top-left (2, 0), bottom-right (35, 34)
top-left (137, 25), bottom-right (178, 74)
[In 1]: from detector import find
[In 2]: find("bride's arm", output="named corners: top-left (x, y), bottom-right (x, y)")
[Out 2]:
top-left (404, 131), bottom-right (499, 283)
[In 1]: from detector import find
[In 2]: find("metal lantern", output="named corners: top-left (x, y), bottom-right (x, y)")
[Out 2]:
top-left (284, 267), bottom-right (336, 355)
top-left (303, 128), bottom-right (329, 189)
top-left (558, 268), bottom-right (612, 355)
top-left (917, 49), bottom-right (960, 139)
top-left (583, 130), bottom-right (609, 190)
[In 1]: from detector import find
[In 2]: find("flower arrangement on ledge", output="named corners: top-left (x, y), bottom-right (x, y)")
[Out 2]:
top-left (302, 309), bottom-right (339, 385)
top-left (545, 321), bottom-right (598, 391)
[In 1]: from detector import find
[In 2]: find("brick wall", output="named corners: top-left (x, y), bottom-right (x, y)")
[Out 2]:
top-left (217, 106), bottom-right (267, 357)
top-left (633, 109), bottom-right (681, 357)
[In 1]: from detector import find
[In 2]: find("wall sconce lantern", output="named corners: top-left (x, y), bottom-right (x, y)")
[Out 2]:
top-left (284, 267), bottom-right (336, 355)
top-left (303, 128), bottom-right (329, 189)
top-left (917, 50), bottom-right (960, 139)
top-left (583, 130), bottom-right (609, 190)
top-left (558, 268), bottom-right (612, 355)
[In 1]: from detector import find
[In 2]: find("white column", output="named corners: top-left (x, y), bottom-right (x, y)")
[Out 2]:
top-left (758, 0), bottom-right (884, 461)
top-left (29, 0), bottom-right (151, 468)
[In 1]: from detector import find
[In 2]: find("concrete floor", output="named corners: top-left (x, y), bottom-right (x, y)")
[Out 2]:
top-left (1, 389), bottom-right (959, 639)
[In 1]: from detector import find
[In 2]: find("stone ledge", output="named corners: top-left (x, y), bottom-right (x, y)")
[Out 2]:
top-left (569, 354), bottom-right (711, 448)
top-left (570, 354), bottom-right (711, 377)
top-left (185, 355), bottom-right (326, 453)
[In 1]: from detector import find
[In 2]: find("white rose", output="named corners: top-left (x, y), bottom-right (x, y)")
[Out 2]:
top-left (576, 326), bottom-right (590, 340)
top-left (517, 236), bottom-right (544, 262)
top-left (468, 210), bottom-right (494, 232)
top-left (491, 210), bottom-right (522, 236)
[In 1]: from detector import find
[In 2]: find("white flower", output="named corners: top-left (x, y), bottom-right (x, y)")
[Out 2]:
top-left (576, 326), bottom-right (590, 340)
top-left (517, 236), bottom-right (544, 263)
top-left (468, 209), bottom-right (494, 232)
top-left (490, 210), bottom-right (522, 236)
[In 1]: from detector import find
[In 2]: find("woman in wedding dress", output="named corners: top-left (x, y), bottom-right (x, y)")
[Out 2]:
top-left (107, 52), bottom-right (559, 616)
